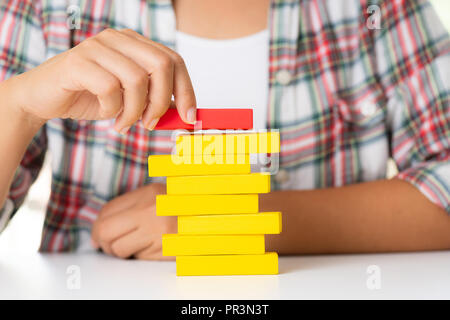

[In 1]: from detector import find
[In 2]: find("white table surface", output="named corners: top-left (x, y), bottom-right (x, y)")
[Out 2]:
top-left (1, 248), bottom-right (449, 299)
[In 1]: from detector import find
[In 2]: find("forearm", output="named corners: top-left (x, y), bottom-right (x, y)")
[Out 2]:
top-left (0, 76), bottom-right (44, 208)
top-left (262, 179), bottom-right (450, 254)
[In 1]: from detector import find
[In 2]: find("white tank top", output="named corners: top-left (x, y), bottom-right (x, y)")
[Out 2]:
top-left (175, 29), bottom-right (269, 130)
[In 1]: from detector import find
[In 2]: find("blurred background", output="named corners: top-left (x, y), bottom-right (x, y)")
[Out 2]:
top-left (0, 0), bottom-right (449, 253)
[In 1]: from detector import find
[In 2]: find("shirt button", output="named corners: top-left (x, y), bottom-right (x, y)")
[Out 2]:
top-left (274, 169), bottom-right (290, 184)
top-left (360, 102), bottom-right (377, 117)
top-left (275, 70), bottom-right (292, 85)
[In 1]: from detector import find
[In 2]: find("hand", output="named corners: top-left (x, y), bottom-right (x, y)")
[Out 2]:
top-left (91, 183), bottom-right (176, 260)
top-left (12, 28), bottom-right (196, 133)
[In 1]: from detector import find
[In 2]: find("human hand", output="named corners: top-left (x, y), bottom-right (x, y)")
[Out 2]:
top-left (13, 28), bottom-right (196, 133)
top-left (91, 183), bottom-right (176, 260)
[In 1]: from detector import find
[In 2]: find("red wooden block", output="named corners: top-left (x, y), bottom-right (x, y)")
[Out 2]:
top-left (154, 108), bottom-right (253, 130)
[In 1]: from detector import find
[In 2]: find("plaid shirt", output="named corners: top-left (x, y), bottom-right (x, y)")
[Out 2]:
top-left (0, 0), bottom-right (449, 252)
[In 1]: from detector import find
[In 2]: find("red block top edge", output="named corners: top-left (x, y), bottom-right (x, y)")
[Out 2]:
top-left (154, 108), bottom-right (253, 130)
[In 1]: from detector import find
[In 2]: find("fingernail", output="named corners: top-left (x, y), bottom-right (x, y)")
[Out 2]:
top-left (186, 107), bottom-right (196, 124)
top-left (147, 118), bottom-right (159, 131)
top-left (119, 126), bottom-right (130, 135)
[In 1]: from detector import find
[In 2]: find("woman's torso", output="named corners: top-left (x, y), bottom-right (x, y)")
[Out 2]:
top-left (40, 0), bottom-right (390, 251)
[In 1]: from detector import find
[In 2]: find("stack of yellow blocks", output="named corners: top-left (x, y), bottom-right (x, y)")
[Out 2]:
top-left (148, 132), bottom-right (281, 276)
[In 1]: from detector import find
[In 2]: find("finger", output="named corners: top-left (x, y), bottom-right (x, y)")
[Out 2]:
top-left (120, 29), bottom-right (197, 124)
top-left (83, 38), bottom-right (149, 133)
top-left (141, 63), bottom-right (173, 129)
top-left (91, 211), bottom-right (139, 248)
top-left (110, 229), bottom-right (155, 259)
top-left (95, 29), bottom-right (175, 129)
top-left (66, 57), bottom-right (122, 120)
top-left (99, 239), bottom-right (114, 256)
top-left (98, 195), bottom-right (136, 219)
top-left (98, 225), bottom-right (137, 257)
top-left (98, 183), bottom-right (163, 219)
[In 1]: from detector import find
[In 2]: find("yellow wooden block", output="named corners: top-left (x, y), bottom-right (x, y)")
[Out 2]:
top-left (162, 234), bottom-right (265, 256)
top-left (178, 212), bottom-right (282, 234)
top-left (176, 252), bottom-right (279, 276)
top-left (166, 173), bottom-right (270, 195)
top-left (175, 132), bottom-right (280, 156)
top-left (156, 194), bottom-right (259, 216)
top-left (148, 154), bottom-right (250, 177)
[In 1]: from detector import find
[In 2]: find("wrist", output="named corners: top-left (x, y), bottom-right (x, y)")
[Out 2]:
top-left (1, 75), bottom-right (46, 130)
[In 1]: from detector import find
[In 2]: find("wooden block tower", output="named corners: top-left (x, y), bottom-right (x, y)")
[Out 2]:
top-left (147, 109), bottom-right (281, 276)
